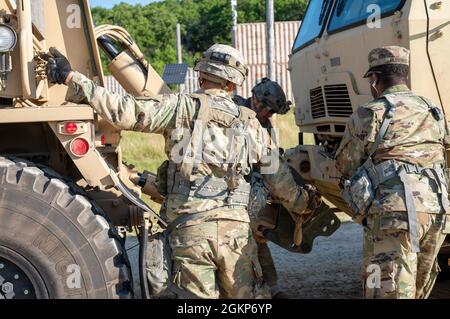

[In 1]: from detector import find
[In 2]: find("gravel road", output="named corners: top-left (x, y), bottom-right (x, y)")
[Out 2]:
top-left (271, 222), bottom-right (363, 299)
top-left (126, 221), bottom-right (450, 299)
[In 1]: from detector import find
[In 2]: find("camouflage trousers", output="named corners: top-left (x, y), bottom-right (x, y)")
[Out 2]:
top-left (169, 220), bottom-right (271, 299)
top-left (363, 212), bottom-right (449, 299)
top-left (256, 241), bottom-right (280, 296)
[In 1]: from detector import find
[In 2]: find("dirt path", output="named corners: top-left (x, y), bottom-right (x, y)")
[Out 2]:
top-left (270, 222), bottom-right (362, 299)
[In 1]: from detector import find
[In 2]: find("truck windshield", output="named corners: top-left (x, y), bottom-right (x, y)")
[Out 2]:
top-left (292, 0), bottom-right (333, 52)
top-left (328, 0), bottom-right (405, 33)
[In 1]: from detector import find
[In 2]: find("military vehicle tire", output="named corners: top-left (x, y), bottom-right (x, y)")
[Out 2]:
top-left (0, 157), bottom-right (132, 299)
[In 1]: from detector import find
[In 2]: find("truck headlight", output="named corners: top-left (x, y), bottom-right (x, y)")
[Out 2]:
top-left (0, 24), bottom-right (17, 53)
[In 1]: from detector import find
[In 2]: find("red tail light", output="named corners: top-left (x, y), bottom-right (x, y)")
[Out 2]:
top-left (58, 121), bottom-right (88, 135)
top-left (64, 122), bottom-right (78, 135)
top-left (70, 138), bottom-right (90, 157)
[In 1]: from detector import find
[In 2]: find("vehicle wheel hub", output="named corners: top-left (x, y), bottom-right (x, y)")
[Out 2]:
top-left (0, 256), bottom-right (37, 299)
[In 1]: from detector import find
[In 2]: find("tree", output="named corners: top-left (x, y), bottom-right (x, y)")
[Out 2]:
top-left (91, 0), bottom-right (309, 74)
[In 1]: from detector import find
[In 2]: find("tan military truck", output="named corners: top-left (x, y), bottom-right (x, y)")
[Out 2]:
top-left (287, 0), bottom-right (450, 274)
top-left (0, 0), bottom-right (339, 300)
top-left (0, 0), bottom-right (170, 299)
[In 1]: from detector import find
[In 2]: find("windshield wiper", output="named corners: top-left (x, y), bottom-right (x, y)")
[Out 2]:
top-left (318, 0), bottom-right (331, 25)
top-left (336, 0), bottom-right (346, 17)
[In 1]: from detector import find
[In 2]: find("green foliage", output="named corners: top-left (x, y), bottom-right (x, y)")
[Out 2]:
top-left (237, 0), bottom-right (308, 23)
top-left (93, 3), bottom-right (179, 74)
top-left (91, 0), bottom-right (309, 74)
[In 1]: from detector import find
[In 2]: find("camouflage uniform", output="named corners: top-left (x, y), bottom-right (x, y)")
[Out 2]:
top-left (336, 46), bottom-right (450, 299)
top-left (64, 45), bottom-right (312, 299)
top-left (233, 93), bottom-right (279, 297)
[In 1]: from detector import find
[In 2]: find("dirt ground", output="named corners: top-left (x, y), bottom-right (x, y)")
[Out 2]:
top-left (271, 221), bottom-right (363, 298)
top-left (125, 220), bottom-right (450, 299)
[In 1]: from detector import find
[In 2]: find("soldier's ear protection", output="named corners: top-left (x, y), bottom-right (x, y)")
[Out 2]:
top-left (366, 71), bottom-right (381, 91)
top-left (371, 78), bottom-right (378, 89)
top-left (370, 79), bottom-right (379, 97)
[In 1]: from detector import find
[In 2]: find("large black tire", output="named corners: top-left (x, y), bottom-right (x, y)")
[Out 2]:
top-left (0, 157), bottom-right (132, 299)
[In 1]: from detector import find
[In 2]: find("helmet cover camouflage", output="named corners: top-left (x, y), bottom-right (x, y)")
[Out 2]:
top-left (194, 44), bottom-right (248, 86)
top-left (364, 46), bottom-right (410, 78)
top-left (252, 78), bottom-right (291, 114)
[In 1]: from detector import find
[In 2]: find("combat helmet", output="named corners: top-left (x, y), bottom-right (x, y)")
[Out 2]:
top-left (194, 44), bottom-right (248, 87)
top-left (252, 78), bottom-right (291, 115)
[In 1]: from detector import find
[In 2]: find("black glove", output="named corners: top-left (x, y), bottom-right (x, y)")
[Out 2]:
top-left (44, 47), bottom-right (73, 84)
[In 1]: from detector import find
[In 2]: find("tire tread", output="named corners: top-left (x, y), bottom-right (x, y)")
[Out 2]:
top-left (0, 156), bottom-right (132, 299)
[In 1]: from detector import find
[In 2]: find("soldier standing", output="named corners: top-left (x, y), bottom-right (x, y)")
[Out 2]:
top-left (44, 44), bottom-right (320, 299)
top-left (336, 46), bottom-right (450, 299)
top-left (234, 78), bottom-right (291, 299)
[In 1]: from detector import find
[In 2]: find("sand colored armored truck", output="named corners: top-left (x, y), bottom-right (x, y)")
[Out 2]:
top-left (0, 0), bottom-right (335, 300)
top-left (287, 0), bottom-right (450, 273)
top-left (0, 0), bottom-right (171, 299)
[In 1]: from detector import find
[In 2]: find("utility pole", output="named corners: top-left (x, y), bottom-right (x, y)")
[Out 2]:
top-left (266, 0), bottom-right (275, 80)
top-left (176, 23), bottom-right (184, 93)
top-left (176, 23), bottom-right (182, 64)
top-left (231, 0), bottom-right (238, 47)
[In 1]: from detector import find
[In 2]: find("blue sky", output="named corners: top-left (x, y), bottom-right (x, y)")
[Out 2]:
top-left (90, 0), bottom-right (159, 8)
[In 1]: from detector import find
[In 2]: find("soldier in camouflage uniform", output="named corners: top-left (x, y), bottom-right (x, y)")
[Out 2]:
top-left (233, 78), bottom-right (291, 299)
top-left (44, 45), bottom-right (320, 299)
top-left (335, 46), bottom-right (450, 299)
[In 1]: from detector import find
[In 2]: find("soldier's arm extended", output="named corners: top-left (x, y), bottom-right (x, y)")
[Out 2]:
top-left (245, 116), bottom-right (318, 216)
top-left (257, 146), bottom-right (322, 247)
top-left (43, 47), bottom-right (184, 134)
top-left (66, 71), bottom-right (178, 134)
top-left (335, 106), bottom-right (380, 177)
top-left (260, 152), bottom-right (311, 215)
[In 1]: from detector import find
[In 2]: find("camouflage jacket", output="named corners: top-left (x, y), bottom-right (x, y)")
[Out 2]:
top-left (335, 85), bottom-right (450, 215)
top-left (66, 72), bottom-right (309, 223)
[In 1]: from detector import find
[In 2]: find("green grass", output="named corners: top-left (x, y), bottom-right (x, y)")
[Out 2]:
top-left (120, 131), bottom-right (167, 212)
top-left (276, 110), bottom-right (299, 149)
top-left (120, 131), bottom-right (167, 173)
top-left (276, 110), bottom-right (315, 149)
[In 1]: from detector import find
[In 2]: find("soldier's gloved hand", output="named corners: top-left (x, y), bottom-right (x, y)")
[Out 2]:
top-left (44, 47), bottom-right (73, 84)
top-left (304, 184), bottom-right (322, 212)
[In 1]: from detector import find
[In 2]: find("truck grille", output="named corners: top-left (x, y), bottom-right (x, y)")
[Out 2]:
top-left (310, 87), bottom-right (326, 119)
top-left (309, 84), bottom-right (353, 119)
top-left (324, 84), bottom-right (353, 118)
